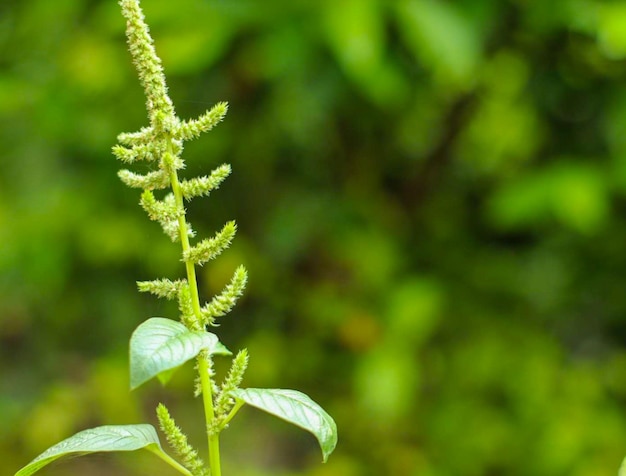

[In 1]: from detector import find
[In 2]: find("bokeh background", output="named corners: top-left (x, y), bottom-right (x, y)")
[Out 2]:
top-left (3, 0), bottom-right (626, 474)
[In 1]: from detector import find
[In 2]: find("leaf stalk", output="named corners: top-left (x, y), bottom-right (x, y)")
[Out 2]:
top-left (148, 446), bottom-right (194, 476)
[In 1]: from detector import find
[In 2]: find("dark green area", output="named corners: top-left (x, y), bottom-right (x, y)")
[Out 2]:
top-left (3, 0), bottom-right (626, 474)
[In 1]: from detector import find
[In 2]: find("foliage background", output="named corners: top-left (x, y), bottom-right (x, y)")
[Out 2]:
top-left (3, 0), bottom-right (626, 474)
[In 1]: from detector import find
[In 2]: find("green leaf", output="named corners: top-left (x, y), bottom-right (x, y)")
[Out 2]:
top-left (130, 317), bottom-right (230, 389)
top-left (15, 425), bottom-right (164, 476)
top-left (230, 388), bottom-right (337, 462)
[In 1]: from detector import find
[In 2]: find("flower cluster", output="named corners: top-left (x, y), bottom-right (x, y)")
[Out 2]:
top-left (115, 0), bottom-right (247, 331)
top-left (157, 404), bottom-right (209, 476)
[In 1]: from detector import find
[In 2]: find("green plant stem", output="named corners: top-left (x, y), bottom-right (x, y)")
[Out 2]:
top-left (148, 447), bottom-right (194, 476)
top-left (167, 138), bottom-right (222, 476)
top-left (200, 357), bottom-right (222, 476)
top-left (220, 400), bottom-right (245, 430)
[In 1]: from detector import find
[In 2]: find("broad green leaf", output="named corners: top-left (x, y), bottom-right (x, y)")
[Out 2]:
top-left (15, 424), bottom-right (162, 476)
top-left (130, 317), bottom-right (230, 389)
top-left (619, 456), bottom-right (626, 476)
top-left (230, 388), bottom-right (337, 462)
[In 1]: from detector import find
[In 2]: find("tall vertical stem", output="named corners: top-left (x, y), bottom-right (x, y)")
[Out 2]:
top-left (167, 138), bottom-right (222, 476)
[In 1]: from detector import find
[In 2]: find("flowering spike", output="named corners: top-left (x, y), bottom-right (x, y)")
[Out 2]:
top-left (201, 266), bottom-right (247, 327)
top-left (118, 169), bottom-right (170, 190)
top-left (112, 142), bottom-right (162, 163)
top-left (112, 145), bottom-right (138, 163)
top-left (217, 349), bottom-right (248, 404)
top-left (180, 164), bottom-right (231, 201)
top-left (212, 349), bottom-right (249, 432)
top-left (117, 126), bottom-right (154, 146)
top-left (137, 278), bottom-right (186, 300)
top-left (175, 102), bottom-right (228, 141)
top-left (119, 0), bottom-right (175, 128)
top-left (177, 282), bottom-right (200, 330)
top-left (156, 404), bottom-right (209, 476)
top-left (140, 191), bottom-right (178, 222)
top-left (183, 221), bottom-right (237, 266)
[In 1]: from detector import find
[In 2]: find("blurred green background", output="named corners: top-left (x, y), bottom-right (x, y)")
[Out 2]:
top-left (4, 0), bottom-right (626, 474)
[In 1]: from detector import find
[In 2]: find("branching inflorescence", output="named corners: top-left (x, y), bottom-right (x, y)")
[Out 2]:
top-left (15, 2), bottom-right (336, 475)
top-left (114, 1), bottom-right (247, 473)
